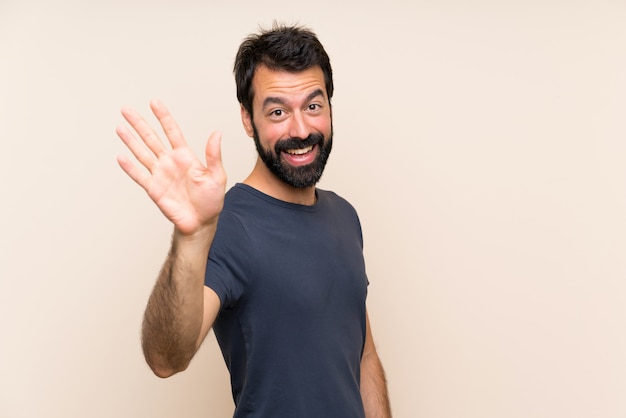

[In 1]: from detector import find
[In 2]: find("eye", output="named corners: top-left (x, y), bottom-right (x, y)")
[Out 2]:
top-left (307, 103), bottom-right (321, 111)
top-left (270, 109), bottom-right (283, 117)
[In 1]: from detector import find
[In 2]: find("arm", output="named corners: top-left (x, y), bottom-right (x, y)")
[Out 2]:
top-left (116, 99), bottom-right (226, 377)
top-left (140, 227), bottom-right (220, 377)
top-left (361, 310), bottom-right (392, 418)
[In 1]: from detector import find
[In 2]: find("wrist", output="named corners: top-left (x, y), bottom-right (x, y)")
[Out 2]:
top-left (172, 220), bottom-right (218, 252)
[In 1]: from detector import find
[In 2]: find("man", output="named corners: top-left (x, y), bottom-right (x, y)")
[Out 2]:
top-left (116, 24), bottom-right (391, 417)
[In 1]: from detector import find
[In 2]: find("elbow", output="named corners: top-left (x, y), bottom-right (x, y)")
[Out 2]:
top-left (141, 328), bottom-right (196, 378)
top-left (148, 361), bottom-right (189, 378)
top-left (145, 353), bottom-right (190, 378)
top-left (150, 364), bottom-right (176, 378)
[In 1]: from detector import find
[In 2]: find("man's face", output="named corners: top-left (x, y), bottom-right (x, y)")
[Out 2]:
top-left (242, 65), bottom-right (333, 189)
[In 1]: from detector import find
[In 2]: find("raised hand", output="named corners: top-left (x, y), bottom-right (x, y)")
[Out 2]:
top-left (116, 99), bottom-right (227, 236)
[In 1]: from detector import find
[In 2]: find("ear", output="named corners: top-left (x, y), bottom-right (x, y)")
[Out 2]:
top-left (240, 105), bottom-right (254, 138)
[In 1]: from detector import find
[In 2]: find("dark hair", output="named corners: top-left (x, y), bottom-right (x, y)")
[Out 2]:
top-left (234, 23), bottom-right (334, 116)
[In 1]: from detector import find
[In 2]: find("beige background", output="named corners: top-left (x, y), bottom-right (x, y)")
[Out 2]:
top-left (1, 0), bottom-right (625, 417)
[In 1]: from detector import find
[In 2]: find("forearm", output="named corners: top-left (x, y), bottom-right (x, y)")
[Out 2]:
top-left (141, 225), bottom-right (215, 377)
top-left (360, 348), bottom-right (392, 418)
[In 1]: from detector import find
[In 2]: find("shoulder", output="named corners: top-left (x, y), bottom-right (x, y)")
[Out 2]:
top-left (317, 188), bottom-right (359, 217)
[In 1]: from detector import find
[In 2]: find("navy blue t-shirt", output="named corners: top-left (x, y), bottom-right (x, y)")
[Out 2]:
top-left (205, 184), bottom-right (368, 418)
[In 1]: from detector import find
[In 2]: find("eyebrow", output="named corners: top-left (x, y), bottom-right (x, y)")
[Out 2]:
top-left (262, 89), bottom-right (325, 110)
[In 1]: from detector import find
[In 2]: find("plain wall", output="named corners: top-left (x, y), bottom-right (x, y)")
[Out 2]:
top-left (1, 1), bottom-right (625, 417)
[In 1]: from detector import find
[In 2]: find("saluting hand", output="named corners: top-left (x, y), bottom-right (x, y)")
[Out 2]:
top-left (116, 99), bottom-right (227, 236)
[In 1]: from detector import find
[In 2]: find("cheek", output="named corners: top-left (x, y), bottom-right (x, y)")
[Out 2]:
top-left (254, 121), bottom-right (284, 149)
top-left (316, 117), bottom-right (333, 138)
top-left (262, 125), bottom-right (284, 146)
top-left (306, 112), bottom-right (332, 137)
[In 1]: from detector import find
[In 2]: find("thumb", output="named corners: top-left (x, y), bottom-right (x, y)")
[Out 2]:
top-left (205, 131), bottom-right (223, 168)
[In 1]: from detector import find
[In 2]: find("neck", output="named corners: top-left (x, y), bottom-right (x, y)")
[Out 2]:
top-left (243, 158), bottom-right (317, 206)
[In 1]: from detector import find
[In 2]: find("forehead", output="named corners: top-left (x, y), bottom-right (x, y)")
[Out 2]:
top-left (252, 65), bottom-right (327, 107)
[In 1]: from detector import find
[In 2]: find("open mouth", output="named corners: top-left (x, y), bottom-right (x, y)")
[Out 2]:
top-left (281, 144), bottom-right (318, 166)
top-left (285, 145), bottom-right (314, 155)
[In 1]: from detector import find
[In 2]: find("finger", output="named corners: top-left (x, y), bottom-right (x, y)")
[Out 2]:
top-left (116, 124), bottom-right (157, 171)
top-left (205, 131), bottom-right (227, 186)
top-left (150, 99), bottom-right (187, 149)
top-left (117, 154), bottom-right (150, 191)
top-left (121, 105), bottom-right (167, 157)
top-left (205, 131), bottom-right (223, 169)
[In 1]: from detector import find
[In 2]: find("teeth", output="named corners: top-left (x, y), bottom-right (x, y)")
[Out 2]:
top-left (286, 146), bottom-right (313, 155)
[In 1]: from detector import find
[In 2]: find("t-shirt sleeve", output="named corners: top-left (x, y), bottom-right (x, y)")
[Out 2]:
top-left (204, 211), bottom-right (251, 309)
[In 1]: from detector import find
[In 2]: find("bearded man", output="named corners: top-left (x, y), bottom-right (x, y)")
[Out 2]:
top-left (116, 24), bottom-right (392, 418)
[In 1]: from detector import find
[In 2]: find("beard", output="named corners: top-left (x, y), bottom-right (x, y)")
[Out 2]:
top-left (252, 122), bottom-right (333, 189)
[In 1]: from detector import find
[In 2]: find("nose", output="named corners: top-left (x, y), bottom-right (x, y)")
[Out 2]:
top-left (288, 111), bottom-right (310, 140)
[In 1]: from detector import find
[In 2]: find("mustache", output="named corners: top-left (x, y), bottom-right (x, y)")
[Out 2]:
top-left (274, 133), bottom-right (324, 154)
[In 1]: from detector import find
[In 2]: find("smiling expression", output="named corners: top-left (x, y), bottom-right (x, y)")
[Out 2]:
top-left (242, 65), bottom-right (333, 189)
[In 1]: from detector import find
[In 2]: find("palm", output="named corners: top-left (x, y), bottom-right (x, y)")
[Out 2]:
top-left (147, 147), bottom-right (224, 234)
top-left (117, 100), bottom-right (226, 235)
